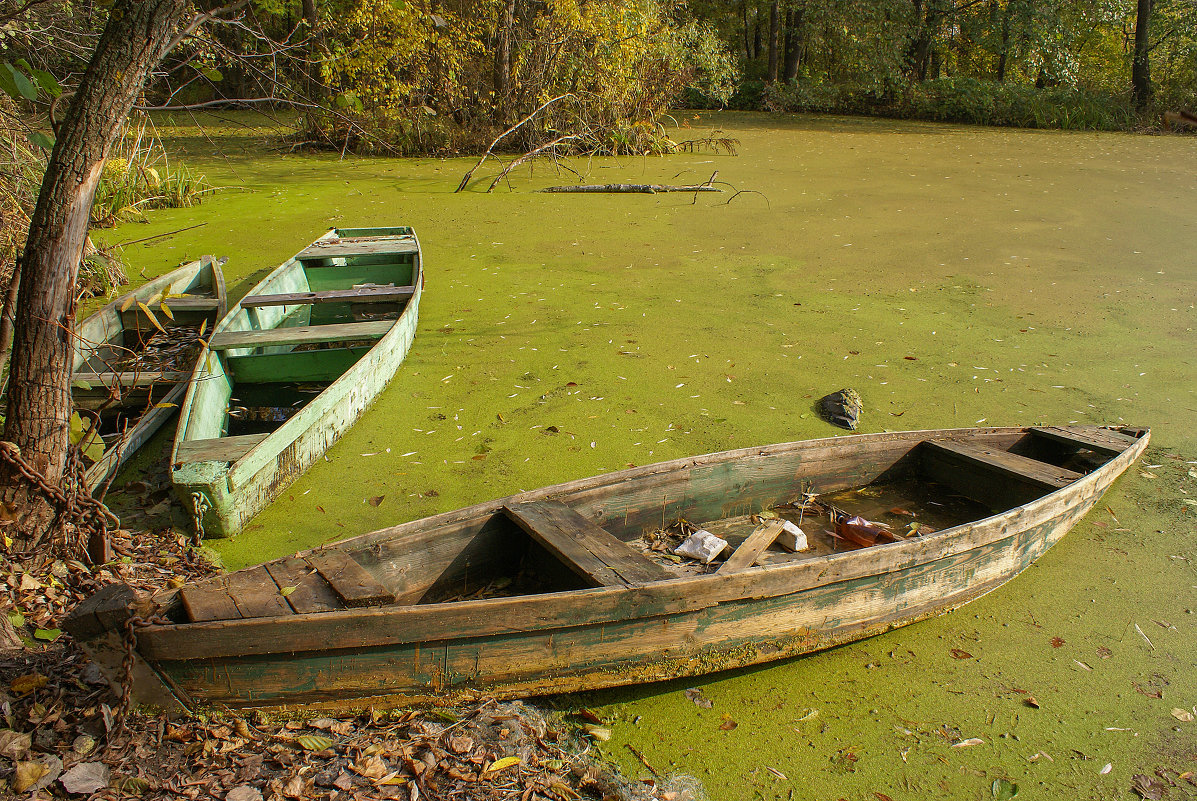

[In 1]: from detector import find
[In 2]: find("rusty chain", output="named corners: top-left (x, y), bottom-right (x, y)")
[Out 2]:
top-left (0, 440), bottom-right (118, 561)
top-left (189, 491), bottom-right (210, 546)
top-left (115, 613), bottom-right (173, 736)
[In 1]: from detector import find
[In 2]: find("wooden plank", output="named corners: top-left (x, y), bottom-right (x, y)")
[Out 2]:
top-left (298, 238), bottom-right (419, 260)
top-left (175, 433), bottom-right (269, 465)
top-left (209, 320), bottom-right (394, 351)
top-left (925, 440), bottom-right (1083, 489)
top-left (718, 520), bottom-right (786, 574)
top-left (224, 567), bottom-right (294, 619)
top-left (180, 584), bottom-right (243, 623)
top-left (504, 500), bottom-right (673, 587)
top-left (1030, 426), bottom-right (1138, 457)
top-left (240, 286), bottom-right (414, 308)
top-left (73, 370), bottom-right (189, 388)
top-left (157, 296), bottom-right (222, 311)
top-left (306, 550), bottom-right (395, 608)
top-left (264, 558), bottom-right (342, 614)
top-left (226, 347), bottom-right (369, 384)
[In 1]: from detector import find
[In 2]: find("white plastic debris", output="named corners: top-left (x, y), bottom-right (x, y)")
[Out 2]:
top-left (674, 529), bottom-right (729, 564)
top-left (776, 519), bottom-right (809, 552)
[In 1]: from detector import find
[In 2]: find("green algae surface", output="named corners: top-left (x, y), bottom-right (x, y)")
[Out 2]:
top-left (99, 112), bottom-right (1196, 799)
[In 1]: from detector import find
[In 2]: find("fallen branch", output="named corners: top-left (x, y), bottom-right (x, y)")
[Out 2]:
top-left (455, 93), bottom-right (574, 192)
top-left (487, 135), bottom-right (581, 192)
top-left (540, 183), bottom-right (721, 194)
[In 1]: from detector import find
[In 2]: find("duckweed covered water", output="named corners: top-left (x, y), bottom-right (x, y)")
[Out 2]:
top-left (100, 112), bottom-right (1196, 800)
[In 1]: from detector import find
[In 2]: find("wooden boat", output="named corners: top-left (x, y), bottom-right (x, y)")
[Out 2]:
top-left (170, 227), bottom-right (422, 539)
top-left (73, 256), bottom-right (227, 493)
top-left (68, 425), bottom-right (1147, 711)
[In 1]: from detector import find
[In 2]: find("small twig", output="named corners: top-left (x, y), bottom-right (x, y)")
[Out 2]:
top-left (541, 183), bottom-right (721, 194)
top-left (1134, 623), bottom-right (1155, 650)
top-left (113, 222), bottom-right (207, 248)
top-left (724, 188), bottom-right (770, 207)
top-left (625, 743), bottom-right (659, 777)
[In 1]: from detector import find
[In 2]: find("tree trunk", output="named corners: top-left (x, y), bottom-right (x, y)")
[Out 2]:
top-left (766, 0), bottom-right (780, 83)
top-left (0, 0), bottom-right (191, 549)
top-left (1131, 0), bottom-right (1153, 109)
top-left (995, 0), bottom-right (1014, 82)
top-left (783, 7), bottom-right (803, 83)
top-left (493, 0), bottom-right (516, 121)
top-left (742, 0), bottom-right (753, 60)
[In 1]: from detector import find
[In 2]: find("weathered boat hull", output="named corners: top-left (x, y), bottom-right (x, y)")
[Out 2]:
top-left (170, 227), bottom-right (421, 538)
top-left (68, 425), bottom-right (1148, 710)
top-left (73, 256), bottom-right (226, 493)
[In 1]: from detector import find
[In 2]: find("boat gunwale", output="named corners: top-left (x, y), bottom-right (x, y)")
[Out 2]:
top-left (170, 230), bottom-right (421, 480)
top-left (137, 425), bottom-right (1148, 661)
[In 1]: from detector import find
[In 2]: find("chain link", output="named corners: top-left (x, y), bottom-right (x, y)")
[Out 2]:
top-left (0, 440), bottom-right (117, 560)
top-left (189, 491), bottom-right (210, 546)
top-left (115, 613), bottom-right (173, 735)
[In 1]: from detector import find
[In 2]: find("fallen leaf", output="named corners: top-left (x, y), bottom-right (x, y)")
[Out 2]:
top-left (764, 767), bottom-right (787, 780)
top-left (991, 777), bottom-right (1019, 799)
top-left (575, 709), bottom-right (604, 725)
top-left (1025, 696), bottom-right (1040, 709)
top-left (279, 586), bottom-right (296, 597)
top-left (296, 734), bottom-right (333, 752)
top-left (1171, 708), bottom-right (1195, 723)
top-left (1132, 773), bottom-right (1165, 800)
top-left (952, 738), bottom-right (985, 748)
top-left (950, 648), bottom-right (973, 659)
top-left (1097, 646), bottom-right (1112, 659)
top-left (1100, 764), bottom-right (1112, 775)
top-left (684, 688), bottom-right (713, 709)
top-left (226, 786), bottom-right (263, 801)
top-left (446, 733), bottom-right (474, 754)
top-left (583, 725), bottom-right (611, 740)
top-left (352, 756), bottom-right (388, 780)
top-left (719, 714), bottom-right (737, 731)
top-left (281, 773), bottom-right (306, 798)
top-left (367, 496), bottom-right (385, 507)
top-left (11, 760), bottom-right (49, 793)
top-left (10, 673), bottom-right (47, 695)
top-left (1074, 660), bottom-right (1092, 671)
top-left (0, 730), bottom-right (31, 759)
top-left (58, 762), bottom-right (109, 795)
top-left (483, 756), bottom-right (521, 774)
top-left (1050, 637), bottom-right (1065, 648)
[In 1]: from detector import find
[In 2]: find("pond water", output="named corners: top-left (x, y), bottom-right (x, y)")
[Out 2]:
top-left (101, 112), bottom-right (1197, 800)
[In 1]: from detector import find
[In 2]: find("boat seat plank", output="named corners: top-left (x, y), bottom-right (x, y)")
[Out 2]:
top-left (156, 296), bottom-right (222, 311)
top-left (225, 567), bottom-right (295, 619)
top-left (298, 238), bottom-right (419, 260)
top-left (209, 320), bottom-right (394, 351)
top-left (1030, 426), bottom-right (1137, 457)
top-left (73, 370), bottom-right (189, 388)
top-left (503, 500), bottom-right (673, 588)
top-left (718, 520), bottom-right (786, 574)
top-left (264, 558), bottom-right (343, 614)
top-left (305, 550), bottom-right (395, 608)
top-left (240, 286), bottom-right (414, 308)
top-left (175, 433), bottom-right (270, 465)
top-left (926, 440), bottom-right (1083, 489)
top-left (179, 584), bottom-right (243, 623)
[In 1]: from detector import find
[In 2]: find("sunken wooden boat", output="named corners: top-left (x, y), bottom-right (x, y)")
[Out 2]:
top-left (73, 256), bottom-right (227, 493)
top-left (68, 425), bottom-right (1147, 711)
top-left (170, 227), bottom-right (421, 539)
top-left (67, 423), bottom-right (1149, 704)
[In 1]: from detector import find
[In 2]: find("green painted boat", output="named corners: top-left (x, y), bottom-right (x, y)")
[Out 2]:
top-left (68, 425), bottom-right (1146, 711)
top-left (170, 227), bottom-right (422, 539)
top-left (73, 256), bottom-right (227, 494)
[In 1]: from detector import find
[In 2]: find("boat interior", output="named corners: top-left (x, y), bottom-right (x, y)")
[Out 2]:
top-left (73, 260), bottom-right (224, 444)
top-left (175, 228), bottom-right (418, 466)
top-left (172, 426), bottom-right (1143, 626)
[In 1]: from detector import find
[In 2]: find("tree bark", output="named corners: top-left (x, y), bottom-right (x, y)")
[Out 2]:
top-left (766, 0), bottom-right (780, 83)
top-left (783, 7), bottom-right (803, 83)
top-left (1131, 0), bottom-right (1153, 109)
top-left (493, 0), bottom-right (516, 121)
top-left (1, 0), bottom-right (191, 548)
top-left (995, 0), bottom-right (1014, 82)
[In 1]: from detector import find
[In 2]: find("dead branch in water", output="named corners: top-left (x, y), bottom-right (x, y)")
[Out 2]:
top-left (455, 94), bottom-right (574, 192)
top-left (673, 135), bottom-right (740, 155)
top-left (541, 183), bottom-right (721, 194)
top-left (487, 135), bottom-right (582, 192)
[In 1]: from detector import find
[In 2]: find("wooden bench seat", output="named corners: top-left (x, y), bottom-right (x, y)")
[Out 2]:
top-left (504, 500), bottom-right (673, 588)
top-left (298, 237), bottom-right (419, 261)
top-left (208, 320), bottom-right (394, 351)
top-left (181, 549), bottom-right (394, 622)
top-left (1030, 426), bottom-right (1138, 457)
top-left (174, 432), bottom-right (270, 465)
top-left (73, 370), bottom-right (189, 388)
top-left (239, 285), bottom-right (414, 309)
top-left (926, 440), bottom-right (1083, 489)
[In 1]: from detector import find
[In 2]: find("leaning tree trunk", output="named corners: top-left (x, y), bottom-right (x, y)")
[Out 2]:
top-left (0, 0), bottom-right (191, 549)
top-left (1131, 0), bottom-right (1153, 109)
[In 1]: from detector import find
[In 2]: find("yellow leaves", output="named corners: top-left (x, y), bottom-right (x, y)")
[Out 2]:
top-left (10, 673), bottom-right (47, 695)
top-left (483, 755), bottom-right (521, 774)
